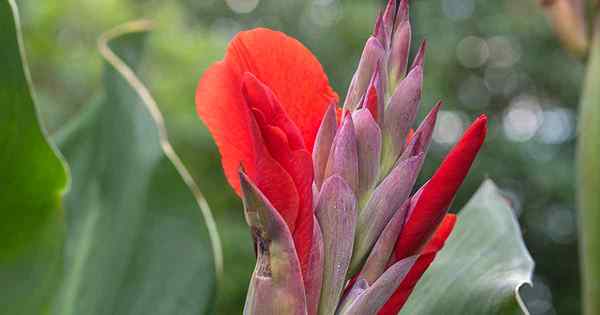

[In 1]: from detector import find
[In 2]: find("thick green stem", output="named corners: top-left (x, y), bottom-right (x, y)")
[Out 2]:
top-left (577, 16), bottom-right (600, 315)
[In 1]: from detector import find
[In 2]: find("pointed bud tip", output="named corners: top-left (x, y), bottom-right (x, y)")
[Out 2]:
top-left (342, 111), bottom-right (355, 129)
top-left (471, 114), bottom-right (488, 139)
top-left (398, 0), bottom-right (409, 21)
top-left (366, 36), bottom-right (385, 52)
top-left (411, 40), bottom-right (427, 70)
top-left (423, 101), bottom-right (443, 121)
top-left (476, 114), bottom-right (488, 124)
top-left (238, 169), bottom-right (252, 191)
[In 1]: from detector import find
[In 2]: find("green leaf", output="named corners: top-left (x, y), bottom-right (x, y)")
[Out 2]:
top-left (400, 180), bottom-right (534, 315)
top-left (0, 1), bottom-right (68, 314)
top-left (577, 17), bottom-right (600, 315)
top-left (52, 21), bottom-right (222, 315)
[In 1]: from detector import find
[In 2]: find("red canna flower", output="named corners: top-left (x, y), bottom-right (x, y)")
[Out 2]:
top-left (195, 0), bottom-right (487, 314)
top-left (196, 28), bottom-right (338, 279)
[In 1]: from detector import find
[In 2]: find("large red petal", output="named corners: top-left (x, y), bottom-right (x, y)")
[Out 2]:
top-left (226, 28), bottom-right (339, 151)
top-left (378, 214), bottom-right (457, 315)
top-left (195, 62), bottom-right (255, 194)
top-left (393, 115), bottom-right (487, 261)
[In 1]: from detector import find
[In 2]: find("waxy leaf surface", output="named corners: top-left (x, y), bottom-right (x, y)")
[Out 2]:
top-left (0, 2), bottom-right (68, 314)
top-left (53, 22), bottom-right (220, 315)
top-left (400, 180), bottom-right (533, 315)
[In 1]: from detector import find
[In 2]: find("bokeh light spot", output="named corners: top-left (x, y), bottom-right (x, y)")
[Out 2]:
top-left (225, 0), bottom-right (260, 14)
top-left (456, 36), bottom-right (489, 68)
top-left (442, 0), bottom-right (474, 21)
top-left (488, 36), bottom-right (521, 68)
top-left (433, 110), bottom-right (465, 145)
top-left (544, 206), bottom-right (576, 244)
top-left (537, 108), bottom-right (574, 144)
top-left (503, 95), bottom-right (542, 142)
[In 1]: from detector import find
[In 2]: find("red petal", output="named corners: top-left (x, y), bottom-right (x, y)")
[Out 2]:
top-left (196, 29), bottom-right (319, 280)
top-left (253, 116), bottom-right (314, 270)
top-left (253, 150), bottom-right (300, 233)
top-left (243, 75), bottom-right (315, 272)
top-left (365, 83), bottom-right (379, 121)
top-left (288, 150), bottom-right (315, 277)
top-left (378, 214), bottom-right (457, 315)
top-left (405, 128), bottom-right (414, 146)
top-left (242, 73), bottom-right (305, 151)
top-left (226, 28), bottom-right (339, 151)
top-left (393, 115), bottom-right (487, 261)
top-left (196, 62), bottom-right (255, 194)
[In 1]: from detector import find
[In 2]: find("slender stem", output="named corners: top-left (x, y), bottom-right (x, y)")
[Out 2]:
top-left (577, 15), bottom-right (600, 315)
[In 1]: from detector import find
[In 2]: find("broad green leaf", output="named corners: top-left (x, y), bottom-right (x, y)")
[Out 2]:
top-left (0, 1), bottom-right (68, 315)
top-left (53, 21), bottom-right (221, 315)
top-left (400, 180), bottom-right (534, 315)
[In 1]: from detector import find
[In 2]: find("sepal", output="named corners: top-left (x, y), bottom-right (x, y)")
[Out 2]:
top-left (240, 171), bottom-right (308, 315)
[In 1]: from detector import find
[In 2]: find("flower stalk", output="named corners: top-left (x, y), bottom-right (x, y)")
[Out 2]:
top-left (577, 14), bottom-right (600, 315)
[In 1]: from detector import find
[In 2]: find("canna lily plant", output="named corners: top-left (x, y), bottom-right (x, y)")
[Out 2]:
top-left (195, 0), bottom-right (487, 314)
top-left (0, 0), bottom-right (536, 314)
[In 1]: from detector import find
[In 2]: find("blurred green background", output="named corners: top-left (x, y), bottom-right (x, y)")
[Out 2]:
top-left (16, 0), bottom-right (580, 314)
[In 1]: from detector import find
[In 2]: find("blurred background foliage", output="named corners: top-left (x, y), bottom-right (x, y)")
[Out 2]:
top-left (15, 0), bottom-right (581, 314)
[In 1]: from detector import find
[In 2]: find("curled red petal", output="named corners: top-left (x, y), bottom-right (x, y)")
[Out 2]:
top-left (196, 62), bottom-right (301, 234)
top-left (242, 73), bottom-right (305, 150)
top-left (393, 115), bottom-right (487, 261)
top-left (242, 70), bottom-right (316, 277)
top-left (227, 28), bottom-right (339, 151)
top-left (378, 214), bottom-right (457, 315)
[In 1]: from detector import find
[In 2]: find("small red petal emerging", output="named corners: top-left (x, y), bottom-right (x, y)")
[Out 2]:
top-left (378, 214), bottom-right (457, 315)
top-left (393, 115), bottom-right (487, 261)
top-left (405, 128), bottom-right (415, 146)
top-left (365, 83), bottom-right (379, 122)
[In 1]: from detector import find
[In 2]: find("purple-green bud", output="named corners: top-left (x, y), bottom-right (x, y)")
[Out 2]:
top-left (305, 218), bottom-right (324, 315)
top-left (338, 278), bottom-right (368, 313)
top-left (388, 20), bottom-right (411, 88)
top-left (398, 101), bottom-right (441, 163)
top-left (239, 171), bottom-right (308, 315)
top-left (316, 175), bottom-right (358, 315)
top-left (313, 104), bottom-right (338, 189)
top-left (338, 256), bottom-right (417, 315)
top-left (352, 108), bottom-right (382, 202)
top-left (410, 40), bottom-right (427, 71)
top-left (324, 114), bottom-right (359, 196)
top-left (381, 58), bottom-right (424, 176)
top-left (388, 0), bottom-right (412, 88)
top-left (344, 37), bottom-right (385, 111)
top-left (360, 63), bottom-right (386, 127)
top-left (350, 153), bottom-right (424, 274)
top-left (358, 200), bottom-right (410, 284)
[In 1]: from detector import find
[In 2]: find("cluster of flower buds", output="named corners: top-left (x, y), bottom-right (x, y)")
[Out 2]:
top-left (237, 1), bottom-right (486, 315)
top-left (196, 0), bottom-right (487, 314)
